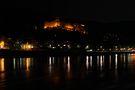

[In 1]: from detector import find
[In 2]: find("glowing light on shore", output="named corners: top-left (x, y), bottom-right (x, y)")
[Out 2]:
top-left (0, 41), bottom-right (4, 49)
top-left (0, 41), bottom-right (8, 49)
top-left (21, 42), bottom-right (34, 50)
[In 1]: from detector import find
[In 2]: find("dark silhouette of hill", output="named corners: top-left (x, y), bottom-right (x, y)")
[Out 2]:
top-left (85, 20), bottom-right (135, 46)
top-left (0, 10), bottom-right (135, 46)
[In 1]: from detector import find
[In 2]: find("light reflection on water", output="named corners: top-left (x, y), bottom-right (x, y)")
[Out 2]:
top-left (0, 58), bottom-right (5, 81)
top-left (12, 57), bottom-right (33, 71)
top-left (0, 53), bottom-right (135, 89)
top-left (115, 54), bottom-right (118, 69)
top-left (0, 58), bottom-right (4, 72)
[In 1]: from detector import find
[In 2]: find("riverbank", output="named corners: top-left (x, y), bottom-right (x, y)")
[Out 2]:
top-left (0, 49), bottom-right (134, 57)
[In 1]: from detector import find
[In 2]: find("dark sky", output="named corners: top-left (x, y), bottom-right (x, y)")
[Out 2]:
top-left (1, 0), bottom-right (135, 22)
top-left (0, 0), bottom-right (135, 43)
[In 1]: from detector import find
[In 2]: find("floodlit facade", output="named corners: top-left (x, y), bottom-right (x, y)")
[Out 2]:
top-left (21, 42), bottom-right (34, 50)
top-left (43, 18), bottom-right (86, 34)
top-left (0, 40), bottom-right (9, 49)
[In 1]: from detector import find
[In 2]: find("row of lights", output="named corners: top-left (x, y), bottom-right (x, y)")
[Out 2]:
top-left (1, 40), bottom-right (134, 52)
top-left (0, 40), bottom-right (34, 50)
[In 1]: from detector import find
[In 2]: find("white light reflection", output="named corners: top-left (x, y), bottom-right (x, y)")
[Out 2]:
top-left (97, 56), bottom-right (99, 67)
top-left (100, 55), bottom-right (103, 71)
top-left (123, 54), bottom-right (126, 63)
top-left (52, 57), bottom-right (55, 64)
top-left (20, 58), bottom-right (23, 68)
top-left (128, 54), bottom-right (131, 64)
top-left (49, 57), bottom-right (52, 65)
top-left (13, 57), bottom-right (33, 79)
top-left (103, 56), bottom-right (104, 61)
top-left (90, 56), bottom-right (92, 68)
top-left (66, 56), bottom-right (72, 80)
top-left (67, 56), bottom-right (70, 73)
top-left (100, 56), bottom-right (103, 71)
top-left (86, 56), bottom-right (89, 70)
top-left (13, 58), bottom-right (16, 70)
top-left (114, 54), bottom-right (118, 80)
top-left (115, 54), bottom-right (118, 69)
top-left (49, 57), bottom-right (52, 73)
top-left (123, 54), bottom-right (126, 68)
top-left (86, 56), bottom-right (92, 71)
top-left (109, 55), bottom-right (111, 69)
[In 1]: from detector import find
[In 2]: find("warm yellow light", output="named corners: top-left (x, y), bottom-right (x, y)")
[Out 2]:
top-left (44, 20), bottom-right (60, 29)
top-left (0, 58), bottom-right (5, 72)
top-left (21, 42), bottom-right (33, 50)
top-left (26, 58), bottom-right (31, 71)
top-left (64, 24), bottom-right (74, 31)
top-left (0, 41), bottom-right (5, 49)
top-left (43, 18), bottom-right (86, 34)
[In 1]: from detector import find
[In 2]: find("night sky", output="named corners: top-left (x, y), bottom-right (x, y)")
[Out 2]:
top-left (0, 0), bottom-right (135, 22)
top-left (0, 0), bottom-right (135, 36)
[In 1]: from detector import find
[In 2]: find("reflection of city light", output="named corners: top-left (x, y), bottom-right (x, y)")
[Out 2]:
top-left (67, 56), bottom-right (70, 73)
top-left (86, 56), bottom-right (89, 70)
top-left (90, 56), bottom-right (92, 68)
top-left (13, 58), bottom-right (16, 70)
top-left (100, 55), bottom-right (103, 71)
top-left (26, 58), bottom-right (31, 71)
top-left (85, 56), bottom-right (93, 72)
top-left (109, 55), bottom-right (111, 69)
top-left (24, 58), bottom-right (33, 79)
top-left (97, 56), bottom-right (99, 66)
top-left (66, 56), bottom-right (72, 80)
top-left (20, 58), bottom-right (23, 68)
top-left (49, 57), bottom-right (52, 73)
top-left (52, 57), bottom-right (55, 64)
top-left (64, 56), bottom-right (66, 64)
top-left (0, 73), bottom-right (5, 80)
top-left (130, 54), bottom-right (135, 60)
top-left (123, 54), bottom-right (126, 63)
top-left (115, 54), bottom-right (118, 69)
top-left (123, 54), bottom-right (126, 68)
top-left (0, 58), bottom-right (5, 72)
top-left (49, 57), bottom-right (52, 65)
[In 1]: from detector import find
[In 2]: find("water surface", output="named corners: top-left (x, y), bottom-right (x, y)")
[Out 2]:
top-left (0, 53), bottom-right (135, 90)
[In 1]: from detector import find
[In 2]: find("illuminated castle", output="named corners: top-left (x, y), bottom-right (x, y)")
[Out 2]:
top-left (43, 18), bottom-right (87, 34)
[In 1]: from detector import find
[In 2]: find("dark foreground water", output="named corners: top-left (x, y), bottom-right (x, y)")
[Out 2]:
top-left (1, 53), bottom-right (135, 90)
